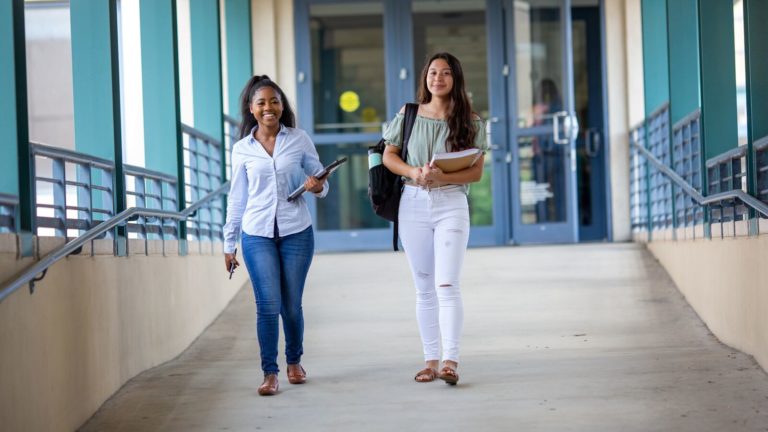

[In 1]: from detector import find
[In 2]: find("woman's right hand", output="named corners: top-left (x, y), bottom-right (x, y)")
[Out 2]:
top-left (224, 253), bottom-right (239, 272)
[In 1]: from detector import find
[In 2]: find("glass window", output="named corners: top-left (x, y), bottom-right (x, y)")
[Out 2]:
top-left (117, 0), bottom-right (146, 167)
top-left (518, 134), bottom-right (567, 224)
top-left (24, 0), bottom-right (75, 150)
top-left (515, 1), bottom-right (563, 128)
top-left (733, 0), bottom-right (747, 148)
top-left (309, 3), bottom-right (385, 134)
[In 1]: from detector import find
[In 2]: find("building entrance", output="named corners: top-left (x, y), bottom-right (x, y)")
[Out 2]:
top-left (294, 0), bottom-right (608, 250)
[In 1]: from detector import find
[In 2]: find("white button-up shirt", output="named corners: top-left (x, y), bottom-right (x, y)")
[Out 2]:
top-left (223, 125), bottom-right (328, 253)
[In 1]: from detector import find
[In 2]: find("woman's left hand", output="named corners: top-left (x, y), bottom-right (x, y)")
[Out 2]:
top-left (422, 163), bottom-right (443, 183)
top-left (304, 175), bottom-right (326, 193)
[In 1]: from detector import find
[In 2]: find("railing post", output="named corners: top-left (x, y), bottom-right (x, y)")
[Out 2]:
top-left (109, 0), bottom-right (127, 255)
top-left (643, 121), bottom-right (653, 238)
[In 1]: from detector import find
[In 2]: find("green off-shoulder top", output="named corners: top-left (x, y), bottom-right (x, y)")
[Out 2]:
top-left (382, 113), bottom-right (488, 193)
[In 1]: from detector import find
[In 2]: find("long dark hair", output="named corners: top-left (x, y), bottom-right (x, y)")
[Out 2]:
top-left (416, 52), bottom-right (476, 152)
top-left (238, 75), bottom-right (296, 139)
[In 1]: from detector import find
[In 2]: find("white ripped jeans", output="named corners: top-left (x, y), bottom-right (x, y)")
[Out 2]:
top-left (398, 184), bottom-right (470, 363)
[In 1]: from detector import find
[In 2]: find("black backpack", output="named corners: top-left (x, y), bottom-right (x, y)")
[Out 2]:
top-left (367, 103), bottom-right (418, 251)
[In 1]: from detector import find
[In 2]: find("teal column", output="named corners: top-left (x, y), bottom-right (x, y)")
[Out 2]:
top-left (70, 0), bottom-right (121, 161)
top-left (224, 0), bottom-right (252, 119)
top-left (190, 0), bottom-right (224, 140)
top-left (641, 0), bottom-right (670, 116)
top-left (141, 0), bottom-right (182, 178)
top-left (0, 1), bottom-right (22, 197)
top-left (140, 0), bottom-right (185, 246)
top-left (666, 0), bottom-right (701, 124)
top-left (2, 1), bottom-right (33, 247)
top-left (641, 0), bottom-right (671, 236)
top-left (665, 0), bottom-right (701, 233)
top-left (70, 0), bottom-right (125, 249)
top-left (697, 0), bottom-right (738, 160)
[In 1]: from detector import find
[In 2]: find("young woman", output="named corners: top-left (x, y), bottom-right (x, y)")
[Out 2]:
top-left (223, 75), bottom-right (328, 396)
top-left (382, 53), bottom-right (487, 385)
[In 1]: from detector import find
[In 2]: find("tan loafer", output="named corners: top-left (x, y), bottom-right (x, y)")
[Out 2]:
top-left (258, 374), bottom-right (279, 396)
top-left (287, 364), bottom-right (306, 384)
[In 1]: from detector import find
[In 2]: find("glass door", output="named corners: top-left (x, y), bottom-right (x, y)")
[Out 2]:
top-left (295, 1), bottom-right (394, 250)
top-left (505, 0), bottom-right (579, 244)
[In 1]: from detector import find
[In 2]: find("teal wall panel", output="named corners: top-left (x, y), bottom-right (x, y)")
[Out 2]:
top-left (190, 0), bottom-right (223, 139)
top-left (0, 0), bottom-right (20, 195)
top-left (642, 0), bottom-right (670, 115)
top-left (224, 0), bottom-right (252, 118)
top-left (70, 0), bottom-right (118, 161)
top-left (744, 0), bottom-right (768, 142)
top-left (698, 0), bottom-right (738, 159)
top-left (666, 0), bottom-right (700, 124)
top-left (140, 0), bottom-right (181, 177)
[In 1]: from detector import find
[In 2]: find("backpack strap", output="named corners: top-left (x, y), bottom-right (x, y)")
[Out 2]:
top-left (393, 103), bottom-right (419, 251)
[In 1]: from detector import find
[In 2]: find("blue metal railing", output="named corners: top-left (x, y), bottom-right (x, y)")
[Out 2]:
top-left (672, 110), bottom-right (704, 230)
top-left (646, 104), bottom-right (673, 231)
top-left (629, 123), bottom-right (649, 233)
top-left (224, 114), bottom-right (240, 181)
top-left (0, 182), bottom-right (230, 304)
top-left (182, 124), bottom-right (225, 246)
top-left (125, 164), bottom-right (179, 242)
top-left (0, 193), bottom-right (18, 233)
top-left (31, 143), bottom-right (115, 238)
top-left (630, 108), bottom-right (768, 238)
top-left (706, 146), bottom-right (749, 237)
top-left (755, 136), bottom-right (768, 207)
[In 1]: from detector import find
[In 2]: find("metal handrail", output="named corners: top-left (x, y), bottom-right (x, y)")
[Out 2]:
top-left (31, 142), bottom-right (115, 170)
top-left (0, 181), bottom-right (230, 304)
top-left (632, 142), bottom-right (768, 217)
top-left (181, 123), bottom-right (222, 148)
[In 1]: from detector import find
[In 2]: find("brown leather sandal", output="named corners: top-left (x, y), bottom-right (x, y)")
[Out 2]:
top-left (287, 364), bottom-right (306, 384)
top-left (414, 368), bottom-right (438, 383)
top-left (438, 366), bottom-right (459, 385)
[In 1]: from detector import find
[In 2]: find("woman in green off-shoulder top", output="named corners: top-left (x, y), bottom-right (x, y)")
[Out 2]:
top-left (382, 52), bottom-right (487, 387)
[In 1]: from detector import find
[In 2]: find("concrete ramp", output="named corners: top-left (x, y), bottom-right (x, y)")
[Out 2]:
top-left (80, 243), bottom-right (768, 431)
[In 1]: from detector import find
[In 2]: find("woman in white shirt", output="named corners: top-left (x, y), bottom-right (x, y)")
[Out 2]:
top-left (223, 75), bottom-right (328, 396)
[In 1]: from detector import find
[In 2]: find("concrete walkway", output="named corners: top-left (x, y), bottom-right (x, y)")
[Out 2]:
top-left (80, 243), bottom-right (768, 432)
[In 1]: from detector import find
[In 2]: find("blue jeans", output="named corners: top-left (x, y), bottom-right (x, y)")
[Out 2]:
top-left (241, 225), bottom-right (314, 375)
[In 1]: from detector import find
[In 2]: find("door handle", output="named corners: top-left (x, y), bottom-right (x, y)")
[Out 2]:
top-left (552, 111), bottom-right (566, 145)
top-left (585, 128), bottom-right (601, 157)
top-left (553, 111), bottom-right (579, 145)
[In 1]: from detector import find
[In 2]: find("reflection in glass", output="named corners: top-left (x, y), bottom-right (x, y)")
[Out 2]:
top-left (515, 1), bottom-right (562, 128)
top-left (310, 3), bottom-right (385, 134)
top-left (412, 0), bottom-right (492, 226)
top-left (572, 19), bottom-right (592, 226)
top-left (518, 135), bottom-right (566, 224)
top-left (733, 0), bottom-right (747, 147)
top-left (24, 1), bottom-right (75, 150)
top-left (315, 143), bottom-right (389, 230)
